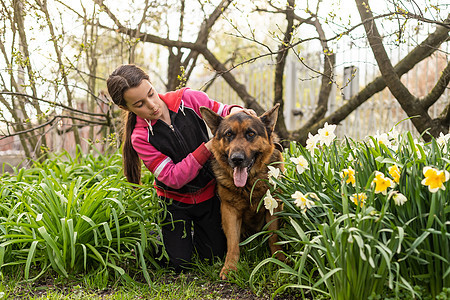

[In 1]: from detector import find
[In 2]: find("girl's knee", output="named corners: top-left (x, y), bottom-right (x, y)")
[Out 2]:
top-left (169, 255), bottom-right (192, 272)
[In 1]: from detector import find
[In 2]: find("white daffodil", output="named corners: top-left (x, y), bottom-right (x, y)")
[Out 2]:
top-left (413, 138), bottom-right (427, 158)
top-left (290, 155), bottom-right (309, 174)
top-left (306, 132), bottom-right (320, 154)
top-left (388, 191), bottom-right (408, 206)
top-left (373, 130), bottom-right (391, 148)
top-left (264, 190), bottom-right (279, 216)
top-left (292, 191), bottom-right (315, 212)
top-left (388, 127), bottom-right (400, 142)
top-left (436, 132), bottom-right (450, 153)
top-left (317, 122), bottom-right (337, 146)
top-left (267, 165), bottom-right (281, 187)
top-left (436, 132), bottom-right (450, 146)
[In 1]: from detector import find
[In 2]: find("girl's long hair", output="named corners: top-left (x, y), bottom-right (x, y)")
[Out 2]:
top-left (107, 64), bottom-right (150, 184)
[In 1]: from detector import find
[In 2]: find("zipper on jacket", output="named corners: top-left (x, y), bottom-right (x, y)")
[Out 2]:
top-left (161, 121), bottom-right (190, 155)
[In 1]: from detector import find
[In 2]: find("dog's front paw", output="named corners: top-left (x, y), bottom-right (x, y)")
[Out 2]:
top-left (220, 264), bottom-right (238, 280)
top-left (275, 251), bottom-right (286, 262)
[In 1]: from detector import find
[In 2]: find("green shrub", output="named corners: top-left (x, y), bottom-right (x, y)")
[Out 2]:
top-left (0, 146), bottom-right (165, 286)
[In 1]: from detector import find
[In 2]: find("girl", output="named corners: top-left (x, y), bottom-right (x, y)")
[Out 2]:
top-left (107, 64), bottom-right (250, 271)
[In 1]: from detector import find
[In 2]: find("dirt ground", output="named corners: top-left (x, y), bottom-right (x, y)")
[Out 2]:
top-left (9, 272), bottom-right (304, 300)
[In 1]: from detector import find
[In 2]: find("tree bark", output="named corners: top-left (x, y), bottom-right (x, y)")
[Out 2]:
top-left (272, 0), bottom-right (295, 139)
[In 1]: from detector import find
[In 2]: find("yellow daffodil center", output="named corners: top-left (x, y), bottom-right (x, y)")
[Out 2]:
top-left (373, 173), bottom-right (392, 193)
top-left (298, 196), bottom-right (307, 205)
top-left (423, 168), bottom-right (446, 190)
top-left (350, 193), bottom-right (367, 207)
top-left (388, 165), bottom-right (401, 183)
top-left (341, 168), bottom-right (355, 185)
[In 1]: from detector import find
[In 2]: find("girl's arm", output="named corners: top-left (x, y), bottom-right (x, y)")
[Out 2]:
top-left (132, 131), bottom-right (210, 189)
top-left (182, 89), bottom-right (243, 117)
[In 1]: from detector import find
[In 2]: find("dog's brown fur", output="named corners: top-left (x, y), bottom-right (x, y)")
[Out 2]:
top-left (200, 104), bottom-right (284, 279)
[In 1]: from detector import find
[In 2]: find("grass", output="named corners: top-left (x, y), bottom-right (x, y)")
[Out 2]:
top-left (0, 242), bottom-right (301, 300)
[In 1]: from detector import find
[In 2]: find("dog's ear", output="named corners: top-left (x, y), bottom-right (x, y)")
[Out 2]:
top-left (200, 106), bottom-right (223, 135)
top-left (259, 103), bottom-right (280, 136)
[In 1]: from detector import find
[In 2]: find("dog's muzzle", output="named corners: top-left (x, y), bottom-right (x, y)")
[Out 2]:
top-left (229, 152), bottom-right (255, 188)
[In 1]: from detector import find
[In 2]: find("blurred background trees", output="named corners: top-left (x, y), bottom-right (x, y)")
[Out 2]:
top-left (0, 0), bottom-right (448, 163)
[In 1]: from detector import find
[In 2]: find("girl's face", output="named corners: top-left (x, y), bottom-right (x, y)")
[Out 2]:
top-left (121, 79), bottom-right (166, 120)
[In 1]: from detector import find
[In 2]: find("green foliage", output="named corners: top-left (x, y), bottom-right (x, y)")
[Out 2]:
top-left (0, 146), bottom-right (165, 286)
top-left (1, 132), bottom-right (449, 299)
top-left (251, 130), bottom-right (450, 299)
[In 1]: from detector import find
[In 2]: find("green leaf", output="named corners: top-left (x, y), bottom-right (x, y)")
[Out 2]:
top-left (25, 241), bottom-right (39, 280)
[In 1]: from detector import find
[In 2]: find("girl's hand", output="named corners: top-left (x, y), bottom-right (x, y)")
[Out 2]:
top-left (229, 107), bottom-right (257, 117)
top-left (205, 140), bottom-right (213, 151)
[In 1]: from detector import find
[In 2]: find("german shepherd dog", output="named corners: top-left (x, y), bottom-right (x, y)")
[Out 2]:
top-left (200, 104), bottom-right (284, 279)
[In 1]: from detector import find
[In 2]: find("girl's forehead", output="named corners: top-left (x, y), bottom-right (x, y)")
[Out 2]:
top-left (124, 80), bottom-right (152, 103)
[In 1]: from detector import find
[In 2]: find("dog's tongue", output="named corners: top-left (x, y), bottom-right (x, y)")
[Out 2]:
top-left (233, 167), bottom-right (248, 187)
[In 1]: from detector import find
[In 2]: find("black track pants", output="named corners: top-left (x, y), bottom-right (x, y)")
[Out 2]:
top-left (161, 195), bottom-right (226, 271)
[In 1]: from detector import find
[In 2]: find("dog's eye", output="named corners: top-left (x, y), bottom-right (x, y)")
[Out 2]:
top-left (247, 131), bottom-right (255, 137)
top-left (225, 131), bottom-right (233, 137)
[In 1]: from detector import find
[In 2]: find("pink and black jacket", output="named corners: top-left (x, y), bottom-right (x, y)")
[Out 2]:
top-left (131, 88), bottom-right (240, 205)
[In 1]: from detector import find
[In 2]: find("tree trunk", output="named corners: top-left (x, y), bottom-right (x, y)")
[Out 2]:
top-left (355, 0), bottom-right (447, 140)
top-left (292, 15), bottom-right (450, 144)
top-left (272, 0), bottom-right (295, 140)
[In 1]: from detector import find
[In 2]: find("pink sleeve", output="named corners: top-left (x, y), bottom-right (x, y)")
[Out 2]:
top-left (182, 89), bottom-right (243, 117)
top-left (131, 130), bottom-right (211, 189)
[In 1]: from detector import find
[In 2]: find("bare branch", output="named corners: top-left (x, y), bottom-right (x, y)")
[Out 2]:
top-left (36, 0), bottom-right (82, 144)
top-left (355, 0), bottom-right (439, 138)
top-left (292, 15), bottom-right (450, 143)
top-left (201, 47), bottom-right (263, 113)
top-left (0, 91), bottom-right (108, 117)
top-left (420, 60), bottom-right (450, 108)
top-left (181, 0), bottom-right (234, 77)
top-left (0, 115), bottom-right (108, 140)
top-left (92, 0), bottom-right (124, 29)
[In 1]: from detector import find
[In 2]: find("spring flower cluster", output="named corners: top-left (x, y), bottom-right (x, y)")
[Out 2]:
top-left (305, 122), bottom-right (337, 153)
top-left (260, 126), bottom-right (449, 299)
top-left (267, 124), bottom-right (449, 215)
top-left (336, 130), bottom-right (449, 208)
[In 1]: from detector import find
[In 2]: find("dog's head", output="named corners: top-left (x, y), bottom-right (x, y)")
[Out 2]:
top-left (200, 104), bottom-right (280, 188)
